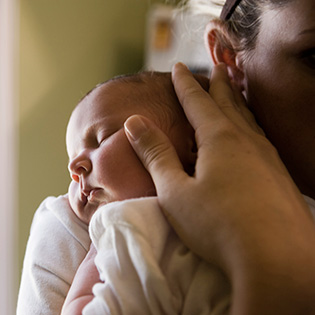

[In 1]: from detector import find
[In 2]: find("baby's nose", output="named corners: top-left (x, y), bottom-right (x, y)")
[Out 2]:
top-left (68, 155), bottom-right (92, 182)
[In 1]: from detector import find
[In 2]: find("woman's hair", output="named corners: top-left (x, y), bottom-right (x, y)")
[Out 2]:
top-left (186, 0), bottom-right (293, 53)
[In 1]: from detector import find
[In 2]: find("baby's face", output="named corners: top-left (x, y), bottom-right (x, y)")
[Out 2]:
top-left (66, 81), bottom-right (158, 223)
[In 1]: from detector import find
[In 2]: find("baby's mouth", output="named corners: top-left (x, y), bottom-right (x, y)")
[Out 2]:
top-left (80, 187), bottom-right (102, 204)
top-left (87, 188), bottom-right (102, 203)
top-left (80, 192), bottom-right (88, 206)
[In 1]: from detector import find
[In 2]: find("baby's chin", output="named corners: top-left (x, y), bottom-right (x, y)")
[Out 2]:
top-left (71, 200), bottom-right (100, 225)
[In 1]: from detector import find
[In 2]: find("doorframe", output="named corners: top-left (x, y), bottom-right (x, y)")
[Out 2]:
top-left (0, 0), bottom-right (19, 313)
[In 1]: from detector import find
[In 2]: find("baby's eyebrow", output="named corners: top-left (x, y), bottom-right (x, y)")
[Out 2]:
top-left (82, 122), bottom-right (97, 138)
top-left (83, 117), bottom-right (110, 136)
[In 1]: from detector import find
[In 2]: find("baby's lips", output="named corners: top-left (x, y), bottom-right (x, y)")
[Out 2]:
top-left (87, 188), bottom-right (102, 203)
top-left (80, 192), bottom-right (88, 206)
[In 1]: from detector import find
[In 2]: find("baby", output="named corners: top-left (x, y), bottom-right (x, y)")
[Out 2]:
top-left (62, 72), bottom-right (230, 314)
top-left (66, 72), bottom-right (196, 225)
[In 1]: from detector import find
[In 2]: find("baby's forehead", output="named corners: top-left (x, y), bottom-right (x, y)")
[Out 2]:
top-left (78, 79), bottom-right (135, 108)
top-left (68, 72), bottom-right (188, 134)
top-left (76, 78), bottom-right (155, 111)
top-left (69, 78), bottom-right (154, 123)
top-left (71, 81), bottom-right (120, 115)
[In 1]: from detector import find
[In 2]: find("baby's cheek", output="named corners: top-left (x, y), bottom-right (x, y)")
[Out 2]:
top-left (96, 131), bottom-right (155, 199)
top-left (68, 183), bottom-right (80, 212)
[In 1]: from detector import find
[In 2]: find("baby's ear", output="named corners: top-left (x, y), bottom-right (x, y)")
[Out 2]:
top-left (205, 20), bottom-right (245, 89)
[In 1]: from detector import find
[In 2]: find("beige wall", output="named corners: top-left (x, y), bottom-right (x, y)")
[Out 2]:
top-left (18, 0), bottom-right (166, 276)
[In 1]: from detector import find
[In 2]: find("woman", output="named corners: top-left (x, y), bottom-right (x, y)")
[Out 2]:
top-left (124, 0), bottom-right (315, 314)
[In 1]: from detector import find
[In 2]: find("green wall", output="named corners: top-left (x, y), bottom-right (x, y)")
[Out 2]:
top-left (18, 0), bottom-right (167, 277)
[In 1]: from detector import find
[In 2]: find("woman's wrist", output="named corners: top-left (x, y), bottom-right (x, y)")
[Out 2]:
top-left (224, 201), bottom-right (315, 314)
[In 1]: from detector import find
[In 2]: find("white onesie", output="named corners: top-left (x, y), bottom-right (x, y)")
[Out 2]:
top-left (84, 197), bottom-right (231, 315)
top-left (17, 194), bottom-right (91, 315)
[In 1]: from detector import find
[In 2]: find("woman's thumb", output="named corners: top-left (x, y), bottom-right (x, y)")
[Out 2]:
top-left (124, 115), bottom-right (184, 191)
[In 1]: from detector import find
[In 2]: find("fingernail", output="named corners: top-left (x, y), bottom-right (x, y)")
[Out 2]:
top-left (178, 62), bottom-right (188, 69)
top-left (173, 62), bottom-right (188, 71)
top-left (124, 115), bottom-right (148, 141)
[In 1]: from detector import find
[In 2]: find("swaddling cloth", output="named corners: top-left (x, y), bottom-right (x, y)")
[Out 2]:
top-left (84, 197), bottom-right (230, 315)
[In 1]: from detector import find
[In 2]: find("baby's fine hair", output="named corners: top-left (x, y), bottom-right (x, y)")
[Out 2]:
top-left (81, 71), bottom-right (209, 133)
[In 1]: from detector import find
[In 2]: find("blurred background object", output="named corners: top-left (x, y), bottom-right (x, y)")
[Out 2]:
top-left (145, 4), bottom-right (211, 75)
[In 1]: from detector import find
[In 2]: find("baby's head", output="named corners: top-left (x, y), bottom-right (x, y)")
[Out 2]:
top-left (66, 71), bottom-right (208, 224)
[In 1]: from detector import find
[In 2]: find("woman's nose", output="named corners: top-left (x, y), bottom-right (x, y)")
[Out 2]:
top-left (68, 153), bottom-right (92, 182)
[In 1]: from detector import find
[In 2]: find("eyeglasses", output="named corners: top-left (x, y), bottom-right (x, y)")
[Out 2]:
top-left (220, 0), bottom-right (242, 20)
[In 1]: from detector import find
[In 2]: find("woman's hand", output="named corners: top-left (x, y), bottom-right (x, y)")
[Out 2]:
top-left (124, 63), bottom-right (315, 314)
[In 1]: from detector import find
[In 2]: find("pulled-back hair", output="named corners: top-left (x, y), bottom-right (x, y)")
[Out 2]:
top-left (186, 0), bottom-right (293, 54)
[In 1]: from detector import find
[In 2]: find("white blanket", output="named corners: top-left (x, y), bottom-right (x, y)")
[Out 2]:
top-left (83, 197), bottom-right (231, 315)
top-left (17, 194), bottom-right (315, 315)
top-left (17, 195), bottom-right (91, 315)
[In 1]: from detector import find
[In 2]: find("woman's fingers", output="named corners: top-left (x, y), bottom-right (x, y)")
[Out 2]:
top-left (171, 63), bottom-right (224, 130)
top-left (172, 62), bottom-right (263, 137)
top-left (124, 115), bottom-right (187, 196)
top-left (209, 63), bottom-right (238, 112)
top-left (209, 63), bottom-right (265, 136)
top-left (209, 63), bottom-right (260, 134)
top-left (231, 83), bottom-right (265, 135)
